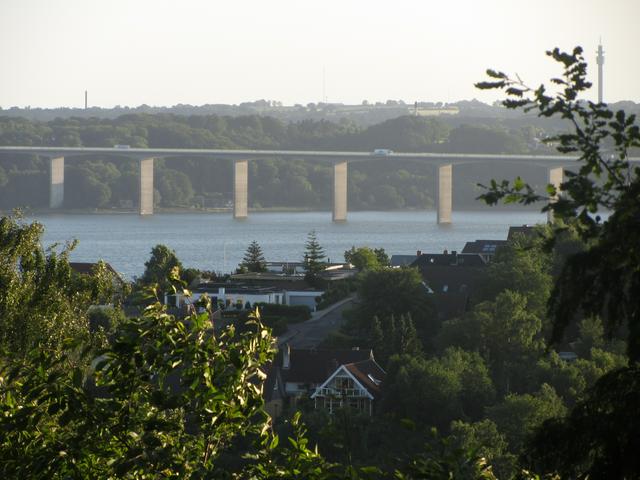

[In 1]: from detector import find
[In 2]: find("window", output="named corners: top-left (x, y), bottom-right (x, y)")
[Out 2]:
top-left (334, 376), bottom-right (354, 390)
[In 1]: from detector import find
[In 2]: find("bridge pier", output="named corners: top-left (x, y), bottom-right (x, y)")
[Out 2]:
top-left (139, 157), bottom-right (154, 215)
top-left (234, 160), bottom-right (248, 219)
top-left (49, 156), bottom-right (64, 209)
top-left (333, 161), bottom-right (348, 222)
top-left (547, 167), bottom-right (563, 223)
top-left (437, 164), bottom-right (453, 224)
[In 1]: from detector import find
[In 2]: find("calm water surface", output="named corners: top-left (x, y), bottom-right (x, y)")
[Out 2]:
top-left (29, 211), bottom-right (546, 279)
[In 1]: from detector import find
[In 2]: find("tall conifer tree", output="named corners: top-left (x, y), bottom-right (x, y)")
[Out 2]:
top-left (241, 240), bottom-right (266, 272)
top-left (303, 230), bottom-right (326, 274)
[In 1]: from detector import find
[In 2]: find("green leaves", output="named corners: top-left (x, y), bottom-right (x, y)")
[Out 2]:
top-left (0, 298), bottom-right (278, 478)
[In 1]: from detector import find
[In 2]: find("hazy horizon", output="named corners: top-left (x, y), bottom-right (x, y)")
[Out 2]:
top-left (2, 0), bottom-right (639, 109)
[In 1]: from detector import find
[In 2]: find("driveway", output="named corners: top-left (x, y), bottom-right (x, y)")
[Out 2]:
top-left (278, 296), bottom-right (355, 349)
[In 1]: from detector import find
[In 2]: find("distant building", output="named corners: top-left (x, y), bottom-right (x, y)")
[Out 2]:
top-left (166, 280), bottom-right (323, 312)
top-left (390, 253), bottom-right (420, 267)
top-left (69, 261), bottom-right (126, 298)
top-left (507, 225), bottom-right (537, 242)
top-left (411, 251), bottom-right (487, 320)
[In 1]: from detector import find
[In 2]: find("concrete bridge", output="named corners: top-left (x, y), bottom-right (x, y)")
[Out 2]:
top-left (0, 146), bottom-right (613, 223)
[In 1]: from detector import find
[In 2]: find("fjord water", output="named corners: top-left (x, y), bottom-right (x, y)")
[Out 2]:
top-left (30, 211), bottom-right (546, 279)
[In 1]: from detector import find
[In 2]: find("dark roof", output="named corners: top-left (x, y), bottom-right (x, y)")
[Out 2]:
top-left (229, 273), bottom-right (318, 291)
top-left (507, 225), bottom-right (536, 241)
top-left (461, 240), bottom-right (509, 256)
top-left (69, 262), bottom-right (121, 279)
top-left (390, 255), bottom-right (418, 267)
top-left (344, 359), bottom-right (386, 398)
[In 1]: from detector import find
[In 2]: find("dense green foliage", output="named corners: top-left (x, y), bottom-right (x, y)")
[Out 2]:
top-left (0, 214), bottom-right (113, 358)
top-left (0, 304), bottom-right (276, 478)
top-left (140, 244), bottom-right (183, 292)
top-left (344, 246), bottom-right (389, 270)
top-left (315, 225), bottom-right (626, 475)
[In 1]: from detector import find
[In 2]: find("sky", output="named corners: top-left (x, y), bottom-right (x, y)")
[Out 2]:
top-left (1, 0), bottom-right (639, 109)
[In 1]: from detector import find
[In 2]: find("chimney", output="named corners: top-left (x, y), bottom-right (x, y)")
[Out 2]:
top-left (282, 343), bottom-right (291, 370)
top-left (416, 250), bottom-right (422, 256)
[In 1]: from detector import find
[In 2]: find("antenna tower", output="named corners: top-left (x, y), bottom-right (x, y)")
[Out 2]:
top-left (596, 42), bottom-right (605, 103)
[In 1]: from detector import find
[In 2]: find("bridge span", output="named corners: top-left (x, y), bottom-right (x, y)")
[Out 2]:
top-left (0, 146), bottom-right (617, 223)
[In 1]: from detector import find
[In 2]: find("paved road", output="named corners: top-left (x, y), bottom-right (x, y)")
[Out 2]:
top-left (0, 145), bottom-right (597, 166)
top-left (279, 297), bottom-right (355, 349)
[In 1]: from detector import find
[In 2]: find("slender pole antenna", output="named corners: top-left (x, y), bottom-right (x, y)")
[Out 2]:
top-left (322, 67), bottom-right (326, 103)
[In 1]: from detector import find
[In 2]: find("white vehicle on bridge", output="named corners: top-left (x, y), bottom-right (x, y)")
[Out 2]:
top-left (114, 144), bottom-right (130, 149)
top-left (372, 148), bottom-right (393, 156)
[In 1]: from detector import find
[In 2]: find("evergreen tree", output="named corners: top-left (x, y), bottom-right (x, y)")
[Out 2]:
top-left (303, 230), bottom-right (326, 275)
top-left (240, 240), bottom-right (266, 272)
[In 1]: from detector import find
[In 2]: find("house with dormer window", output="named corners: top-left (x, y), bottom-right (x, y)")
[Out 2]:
top-left (264, 345), bottom-right (385, 418)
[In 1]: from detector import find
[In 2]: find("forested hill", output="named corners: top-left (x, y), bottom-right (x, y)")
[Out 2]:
top-left (0, 114), bottom-right (558, 211)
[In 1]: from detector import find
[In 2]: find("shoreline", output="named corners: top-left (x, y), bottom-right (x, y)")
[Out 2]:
top-left (3, 205), bottom-right (541, 216)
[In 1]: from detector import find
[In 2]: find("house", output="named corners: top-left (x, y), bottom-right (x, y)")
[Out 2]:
top-left (264, 345), bottom-right (385, 418)
top-left (461, 240), bottom-right (509, 262)
top-left (411, 251), bottom-right (488, 320)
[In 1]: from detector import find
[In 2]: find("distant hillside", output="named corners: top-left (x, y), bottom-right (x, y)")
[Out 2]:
top-left (2, 99), bottom-right (637, 126)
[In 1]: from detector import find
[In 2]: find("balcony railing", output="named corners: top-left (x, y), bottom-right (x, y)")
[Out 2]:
top-left (316, 387), bottom-right (368, 397)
